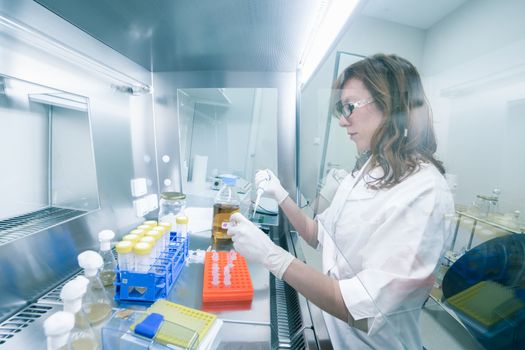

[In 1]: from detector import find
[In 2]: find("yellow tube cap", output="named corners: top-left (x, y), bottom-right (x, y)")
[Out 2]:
top-left (116, 241), bottom-right (133, 254)
top-left (176, 216), bottom-right (189, 224)
top-left (133, 242), bottom-right (152, 255)
top-left (122, 234), bottom-right (140, 243)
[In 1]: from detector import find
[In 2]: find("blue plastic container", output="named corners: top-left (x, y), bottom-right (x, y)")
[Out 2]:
top-left (114, 233), bottom-right (189, 303)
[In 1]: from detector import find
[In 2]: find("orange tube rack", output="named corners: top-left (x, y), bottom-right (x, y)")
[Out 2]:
top-left (202, 251), bottom-right (253, 304)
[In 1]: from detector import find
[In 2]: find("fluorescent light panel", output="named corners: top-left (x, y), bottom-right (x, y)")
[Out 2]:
top-left (299, 0), bottom-right (361, 85)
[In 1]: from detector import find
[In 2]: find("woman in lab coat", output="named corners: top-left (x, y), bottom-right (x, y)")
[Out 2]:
top-left (227, 53), bottom-right (455, 349)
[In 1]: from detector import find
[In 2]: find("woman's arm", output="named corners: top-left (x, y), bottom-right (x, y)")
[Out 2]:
top-left (282, 258), bottom-right (368, 332)
top-left (279, 196), bottom-right (318, 248)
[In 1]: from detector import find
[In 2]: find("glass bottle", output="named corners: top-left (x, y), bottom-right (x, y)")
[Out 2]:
top-left (60, 278), bottom-right (99, 350)
top-left (97, 230), bottom-right (117, 288)
top-left (77, 251), bottom-right (112, 325)
top-left (158, 192), bottom-right (186, 227)
top-left (212, 175), bottom-right (240, 242)
top-left (43, 311), bottom-right (75, 350)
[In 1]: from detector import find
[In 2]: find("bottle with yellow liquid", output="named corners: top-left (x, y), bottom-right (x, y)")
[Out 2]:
top-left (212, 174), bottom-right (240, 242)
top-left (77, 251), bottom-right (112, 326)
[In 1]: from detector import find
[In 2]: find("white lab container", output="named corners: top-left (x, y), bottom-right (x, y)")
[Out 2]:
top-left (115, 241), bottom-right (134, 270)
top-left (133, 242), bottom-right (152, 273)
top-left (139, 236), bottom-right (157, 260)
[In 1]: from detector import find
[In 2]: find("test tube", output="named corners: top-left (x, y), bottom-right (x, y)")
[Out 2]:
top-left (229, 249), bottom-right (237, 261)
top-left (140, 236), bottom-right (157, 260)
top-left (115, 241), bottom-right (134, 270)
top-left (147, 230), bottom-right (164, 255)
top-left (223, 265), bottom-right (231, 287)
top-left (176, 216), bottom-right (189, 238)
top-left (133, 242), bottom-right (152, 272)
top-left (211, 262), bottom-right (219, 287)
top-left (158, 221), bottom-right (172, 232)
top-left (151, 226), bottom-right (168, 251)
top-left (212, 250), bottom-right (219, 262)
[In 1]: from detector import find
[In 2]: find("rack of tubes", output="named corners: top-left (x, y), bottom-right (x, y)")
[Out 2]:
top-left (114, 232), bottom-right (189, 303)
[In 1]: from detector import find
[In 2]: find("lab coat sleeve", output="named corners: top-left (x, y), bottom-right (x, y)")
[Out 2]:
top-left (338, 175), bottom-right (454, 335)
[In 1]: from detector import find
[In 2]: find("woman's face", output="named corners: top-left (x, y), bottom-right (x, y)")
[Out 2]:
top-left (338, 78), bottom-right (384, 153)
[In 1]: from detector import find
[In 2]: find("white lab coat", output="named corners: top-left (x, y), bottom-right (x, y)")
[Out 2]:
top-left (316, 160), bottom-right (455, 349)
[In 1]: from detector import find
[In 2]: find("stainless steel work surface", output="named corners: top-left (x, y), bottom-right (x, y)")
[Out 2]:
top-left (164, 232), bottom-right (271, 325)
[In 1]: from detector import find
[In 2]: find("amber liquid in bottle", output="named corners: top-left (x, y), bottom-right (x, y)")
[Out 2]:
top-left (212, 203), bottom-right (239, 241)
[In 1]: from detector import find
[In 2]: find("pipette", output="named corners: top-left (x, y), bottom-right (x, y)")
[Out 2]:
top-left (252, 171), bottom-right (270, 218)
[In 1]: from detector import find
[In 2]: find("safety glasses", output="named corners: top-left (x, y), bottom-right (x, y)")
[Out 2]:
top-left (334, 97), bottom-right (375, 121)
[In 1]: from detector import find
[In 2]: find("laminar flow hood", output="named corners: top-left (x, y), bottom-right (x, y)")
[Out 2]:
top-left (34, 0), bottom-right (351, 73)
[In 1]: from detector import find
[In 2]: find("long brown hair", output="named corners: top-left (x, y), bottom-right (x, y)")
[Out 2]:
top-left (331, 53), bottom-right (445, 188)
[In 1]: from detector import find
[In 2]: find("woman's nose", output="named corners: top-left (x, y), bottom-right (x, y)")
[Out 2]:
top-left (338, 115), bottom-right (350, 127)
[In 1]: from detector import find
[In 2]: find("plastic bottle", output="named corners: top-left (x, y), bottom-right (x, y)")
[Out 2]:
top-left (133, 242), bottom-right (153, 273)
top-left (97, 230), bottom-right (117, 288)
top-left (115, 241), bottom-right (134, 270)
top-left (140, 236), bottom-right (157, 259)
top-left (60, 278), bottom-right (99, 350)
top-left (158, 223), bottom-right (172, 248)
top-left (43, 311), bottom-right (75, 350)
top-left (77, 251), bottom-right (112, 325)
top-left (176, 216), bottom-right (189, 238)
top-left (212, 175), bottom-right (240, 241)
top-left (150, 226), bottom-right (168, 252)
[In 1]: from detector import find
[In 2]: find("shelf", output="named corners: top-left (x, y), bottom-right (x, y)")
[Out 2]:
top-left (456, 210), bottom-right (524, 235)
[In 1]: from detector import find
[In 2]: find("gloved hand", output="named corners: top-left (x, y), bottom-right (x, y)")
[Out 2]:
top-left (227, 212), bottom-right (294, 279)
top-left (255, 169), bottom-right (289, 204)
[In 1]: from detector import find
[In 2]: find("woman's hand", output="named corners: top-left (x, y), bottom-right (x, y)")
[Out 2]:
top-left (255, 169), bottom-right (289, 204)
top-left (227, 212), bottom-right (294, 279)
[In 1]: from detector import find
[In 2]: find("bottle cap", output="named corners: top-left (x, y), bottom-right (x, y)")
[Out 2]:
top-left (133, 242), bottom-right (152, 255)
top-left (137, 224), bottom-right (151, 231)
top-left (130, 229), bottom-right (146, 237)
top-left (220, 174), bottom-right (237, 186)
top-left (147, 230), bottom-right (163, 240)
top-left (158, 222), bottom-right (172, 231)
top-left (77, 250), bottom-right (103, 277)
top-left (98, 229), bottom-right (115, 251)
top-left (116, 241), bottom-right (133, 254)
top-left (140, 236), bottom-right (156, 245)
top-left (123, 234), bottom-right (140, 243)
top-left (160, 192), bottom-right (186, 200)
top-left (60, 279), bottom-right (87, 313)
top-left (143, 220), bottom-right (157, 227)
top-left (74, 275), bottom-right (89, 289)
top-left (44, 311), bottom-right (75, 336)
top-left (151, 226), bottom-right (167, 234)
top-left (176, 216), bottom-right (189, 224)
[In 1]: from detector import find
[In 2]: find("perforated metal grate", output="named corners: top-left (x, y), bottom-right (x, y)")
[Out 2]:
top-left (0, 207), bottom-right (87, 246)
top-left (0, 304), bottom-right (52, 345)
top-left (37, 271), bottom-right (84, 305)
top-left (271, 275), bottom-right (307, 350)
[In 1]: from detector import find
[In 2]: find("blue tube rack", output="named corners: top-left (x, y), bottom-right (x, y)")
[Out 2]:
top-left (114, 233), bottom-right (189, 303)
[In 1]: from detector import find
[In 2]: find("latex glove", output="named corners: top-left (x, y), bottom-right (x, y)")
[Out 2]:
top-left (255, 169), bottom-right (289, 204)
top-left (227, 212), bottom-right (294, 279)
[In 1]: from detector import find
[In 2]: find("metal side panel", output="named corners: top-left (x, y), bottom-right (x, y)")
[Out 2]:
top-left (0, 2), bottom-right (157, 323)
